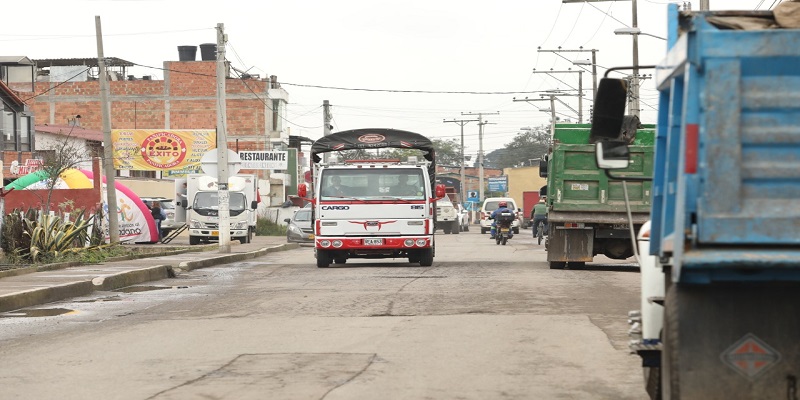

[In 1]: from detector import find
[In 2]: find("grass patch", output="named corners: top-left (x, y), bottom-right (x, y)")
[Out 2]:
top-left (256, 217), bottom-right (287, 236)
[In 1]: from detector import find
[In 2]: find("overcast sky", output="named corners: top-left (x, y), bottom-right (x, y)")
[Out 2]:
top-left (3, 0), bottom-right (774, 158)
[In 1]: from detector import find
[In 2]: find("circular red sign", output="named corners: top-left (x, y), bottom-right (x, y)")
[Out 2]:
top-left (140, 132), bottom-right (188, 169)
top-left (358, 134), bottom-right (386, 143)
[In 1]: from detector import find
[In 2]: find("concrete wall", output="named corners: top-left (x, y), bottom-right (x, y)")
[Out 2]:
top-left (115, 177), bottom-right (177, 200)
top-left (503, 166), bottom-right (547, 212)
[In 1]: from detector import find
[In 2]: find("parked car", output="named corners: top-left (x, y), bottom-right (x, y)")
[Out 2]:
top-left (435, 197), bottom-right (460, 234)
top-left (480, 197), bottom-right (521, 234)
top-left (140, 197), bottom-right (179, 237)
top-left (285, 207), bottom-right (314, 244)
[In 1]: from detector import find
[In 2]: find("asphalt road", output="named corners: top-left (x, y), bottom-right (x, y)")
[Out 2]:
top-left (0, 229), bottom-right (645, 400)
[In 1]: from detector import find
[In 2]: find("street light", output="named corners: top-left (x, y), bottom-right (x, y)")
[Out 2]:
top-left (614, 27), bottom-right (666, 41)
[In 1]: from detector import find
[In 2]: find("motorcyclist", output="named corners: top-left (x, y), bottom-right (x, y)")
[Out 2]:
top-left (489, 201), bottom-right (515, 239)
top-left (531, 196), bottom-right (548, 238)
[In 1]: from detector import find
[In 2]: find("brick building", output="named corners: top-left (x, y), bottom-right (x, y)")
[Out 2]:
top-left (6, 48), bottom-right (290, 203)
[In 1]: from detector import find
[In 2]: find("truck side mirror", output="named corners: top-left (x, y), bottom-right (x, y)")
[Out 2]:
top-left (435, 184), bottom-right (446, 199)
top-left (538, 159), bottom-right (548, 177)
top-left (284, 218), bottom-right (291, 223)
top-left (298, 183), bottom-right (307, 198)
top-left (251, 200), bottom-right (258, 210)
top-left (590, 78), bottom-right (629, 143)
top-left (595, 140), bottom-right (631, 169)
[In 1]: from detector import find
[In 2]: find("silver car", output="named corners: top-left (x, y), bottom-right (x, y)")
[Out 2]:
top-left (285, 208), bottom-right (314, 244)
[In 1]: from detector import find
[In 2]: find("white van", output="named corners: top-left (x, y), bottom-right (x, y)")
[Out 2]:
top-left (479, 197), bottom-right (521, 234)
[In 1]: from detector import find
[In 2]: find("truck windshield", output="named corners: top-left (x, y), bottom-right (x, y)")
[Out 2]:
top-left (320, 169), bottom-right (426, 201)
top-left (193, 192), bottom-right (247, 211)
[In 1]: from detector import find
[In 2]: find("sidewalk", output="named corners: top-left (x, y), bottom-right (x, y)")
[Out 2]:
top-left (0, 235), bottom-right (299, 313)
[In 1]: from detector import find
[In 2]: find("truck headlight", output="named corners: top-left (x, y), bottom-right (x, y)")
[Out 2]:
top-left (234, 221), bottom-right (248, 229)
top-left (189, 219), bottom-right (204, 229)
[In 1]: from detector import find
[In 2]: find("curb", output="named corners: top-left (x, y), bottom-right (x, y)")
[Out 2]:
top-left (0, 243), bottom-right (299, 313)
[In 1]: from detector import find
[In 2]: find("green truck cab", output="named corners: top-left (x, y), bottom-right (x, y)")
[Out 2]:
top-left (541, 123), bottom-right (654, 269)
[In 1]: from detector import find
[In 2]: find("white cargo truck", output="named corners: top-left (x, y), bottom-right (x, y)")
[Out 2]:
top-left (183, 174), bottom-right (258, 245)
top-left (300, 129), bottom-right (445, 268)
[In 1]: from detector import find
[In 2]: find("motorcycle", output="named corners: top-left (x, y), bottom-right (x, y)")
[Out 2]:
top-left (494, 211), bottom-right (516, 246)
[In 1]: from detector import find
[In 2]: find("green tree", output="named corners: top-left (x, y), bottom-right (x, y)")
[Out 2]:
top-left (483, 125), bottom-right (550, 169)
top-left (336, 138), bottom-right (461, 165)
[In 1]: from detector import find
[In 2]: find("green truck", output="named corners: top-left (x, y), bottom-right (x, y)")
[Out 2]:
top-left (540, 122), bottom-right (654, 269)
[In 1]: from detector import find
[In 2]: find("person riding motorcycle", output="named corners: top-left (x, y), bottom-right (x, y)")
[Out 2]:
top-left (489, 201), bottom-right (516, 239)
top-left (531, 196), bottom-right (548, 238)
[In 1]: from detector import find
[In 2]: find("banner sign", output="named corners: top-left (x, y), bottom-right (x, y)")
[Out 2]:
top-left (238, 151), bottom-right (288, 170)
top-left (112, 129), bottom-right (216, 176)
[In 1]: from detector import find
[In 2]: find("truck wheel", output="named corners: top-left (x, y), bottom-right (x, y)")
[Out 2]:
top-left (334, 255), bottom-right (347, 264)
top-left (568, 262), bottom-right (585, 269)
top-left (662, 284), bottom-right (680, 399)
top-left (452, 221), bottom-right (460, 235)
top-left (513, 227), bottom-right (520, 234)
top-left (419, 248), bottom-right (433, 267)
top-left (463, 224), bottom-right (469, 232)
top-left (644, 367), bottom-right (662, 400)
top-left (549, 261), bottom-right (566, 269)
top-left (189, 236), bottom-right (200, 245)
top-left (408, 252), bottom-right (421, 264)
top-left (316, 249), bottom-right (331, 268)
top-left (481, 228), bottom-right (487, 234)
top-left (443, 225), bottom-right (451, 234)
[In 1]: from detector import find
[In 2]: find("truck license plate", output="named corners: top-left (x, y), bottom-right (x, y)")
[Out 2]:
top-left (364, 238), bottom-right (383, 246)
top-left (211, 231), bottom-right (219, 236)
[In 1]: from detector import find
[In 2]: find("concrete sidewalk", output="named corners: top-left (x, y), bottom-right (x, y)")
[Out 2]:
top-left (0, 235), bottom-right (299, 313)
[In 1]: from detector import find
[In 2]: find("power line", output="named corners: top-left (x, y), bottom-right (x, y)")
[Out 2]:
top-left (585, 1), bottom-right (630, 27)
top-left (278, 81), bottom-right (554, 95)
top-left (20, 67), bottom-right (91, 102)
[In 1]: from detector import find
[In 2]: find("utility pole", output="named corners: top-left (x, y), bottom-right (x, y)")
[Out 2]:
top-left (443, 118), bottom-right (478, 201)
top-left (631, 0), bottom-right (641, 117)
top-left (215, 23), bottom-right (231, 253)
top-left (537, 48), bottom-right (598, 102)
top-left (560, 0), bottom-right (640, 116)
top-left (95, 16), bottom-right (119, 244)
top-left (531, 69), bottom-right (583, 123)
top-left (462, 112), bottom-right (498, 204)
top-left (322, 100), bottom-right (332, 162)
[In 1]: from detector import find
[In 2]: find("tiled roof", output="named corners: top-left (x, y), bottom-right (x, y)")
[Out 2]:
top-left (35, 124), bottom-right (104, 142)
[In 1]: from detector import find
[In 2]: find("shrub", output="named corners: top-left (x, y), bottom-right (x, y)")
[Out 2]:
top-left (255, 217), bottom-right (286, 236)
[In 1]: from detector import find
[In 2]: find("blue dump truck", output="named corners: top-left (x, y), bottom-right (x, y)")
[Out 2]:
top-left (592, 5), bottom-right (800, 399)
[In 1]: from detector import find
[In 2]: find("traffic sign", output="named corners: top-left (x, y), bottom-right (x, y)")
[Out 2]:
top-left (488, 176), bottom-right (508, 192)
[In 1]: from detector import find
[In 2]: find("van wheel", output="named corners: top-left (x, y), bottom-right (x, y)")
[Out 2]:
top-left (316, 249), bottom-right (331, 268)
top-left (189, 236), bottom-right (200, 245)
top-left (452, 221), bottom-right (460, 235)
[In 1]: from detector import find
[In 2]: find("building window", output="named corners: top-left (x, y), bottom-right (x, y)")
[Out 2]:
top-left (129, 170), bottom-right (156, 178)
top-left (2, 108), bottom-right (15, 151)
top-left (19, 116), bottom-right (31, 151)
top-left (272, 99), bottom-right (280, 132)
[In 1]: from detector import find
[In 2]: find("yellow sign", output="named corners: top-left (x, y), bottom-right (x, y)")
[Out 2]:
top-left (112, 129), bottom-right (216, 176)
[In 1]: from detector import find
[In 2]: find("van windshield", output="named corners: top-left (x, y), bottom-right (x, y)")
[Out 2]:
top-left (320, 169), bottom-right (426, 200)
top-left (194, 192), bottom-right (246, 211)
